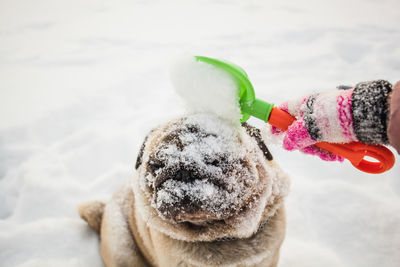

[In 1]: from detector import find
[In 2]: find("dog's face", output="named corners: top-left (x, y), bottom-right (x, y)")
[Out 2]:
top-left (133, 114), bottom-right (288, 242)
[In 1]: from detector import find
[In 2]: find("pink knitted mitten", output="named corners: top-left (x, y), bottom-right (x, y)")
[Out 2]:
top-left (272, 80), bottom-right (392, 161)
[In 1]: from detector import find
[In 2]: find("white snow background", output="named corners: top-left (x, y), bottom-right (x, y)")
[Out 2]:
top-left (1, 0), bottom-right (400, 266)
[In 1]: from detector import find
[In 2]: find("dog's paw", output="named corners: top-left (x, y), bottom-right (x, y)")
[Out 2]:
top-left (78, 200), bottom-right (105, 234)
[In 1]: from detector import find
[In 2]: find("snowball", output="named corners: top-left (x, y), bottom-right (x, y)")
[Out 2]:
top-left (169, 56), bottom-right (242, 125)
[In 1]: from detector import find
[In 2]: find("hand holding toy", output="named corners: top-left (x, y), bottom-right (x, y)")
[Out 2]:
top-left (271, 80), bottom-right (393, 162)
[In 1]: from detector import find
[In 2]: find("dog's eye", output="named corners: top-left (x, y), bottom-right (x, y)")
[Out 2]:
top-left (148, 158), bottom-right (165, 173)
top-left (206, 158), bottom-right (220, 166)
top-left (204, 154), bottom-right (228, 166)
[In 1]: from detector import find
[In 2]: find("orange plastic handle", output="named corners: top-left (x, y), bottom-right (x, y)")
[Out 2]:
top-left (268, 107), bottom-right (395, 174)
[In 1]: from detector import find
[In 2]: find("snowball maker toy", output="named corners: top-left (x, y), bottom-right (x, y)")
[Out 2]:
top-left (195, 56), bottom-right (395, 174)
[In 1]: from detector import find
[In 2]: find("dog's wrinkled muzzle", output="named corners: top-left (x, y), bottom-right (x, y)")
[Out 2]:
top-left (140, 115), bottom-right (261, 224)
top-left (153, 165), bottom-right (237, 223)
top-left (153, 165), bottom-right (203, 190)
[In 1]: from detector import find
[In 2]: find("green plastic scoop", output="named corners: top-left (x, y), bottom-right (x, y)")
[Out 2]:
top-left (195, 56), bottom-right (274, 123)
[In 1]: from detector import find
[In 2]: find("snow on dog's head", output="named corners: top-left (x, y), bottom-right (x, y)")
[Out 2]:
top-left (132, 113), bottom-right (289, 242)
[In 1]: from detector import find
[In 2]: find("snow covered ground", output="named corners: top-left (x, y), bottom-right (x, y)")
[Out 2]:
top-left (1, 0), bottom-right (399, 266)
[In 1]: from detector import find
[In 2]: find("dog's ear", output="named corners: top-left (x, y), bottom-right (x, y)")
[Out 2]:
top-left (242, 123), bottom-right (273, 161)
top-left (135, 130), bottom-right (154, 169)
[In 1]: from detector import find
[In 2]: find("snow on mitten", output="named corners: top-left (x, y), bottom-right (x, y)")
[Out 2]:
top-left (272, 80), bottom-right (393, 161)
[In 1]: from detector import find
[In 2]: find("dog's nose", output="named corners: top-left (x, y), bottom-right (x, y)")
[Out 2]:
top-left (154, 167), bottom-right (202, 189)
top-left (174, 169), bottom-right (194, 182)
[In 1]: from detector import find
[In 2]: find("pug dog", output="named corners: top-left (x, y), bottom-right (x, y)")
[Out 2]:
top-left (78, 113), bottom-right (290, 267)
